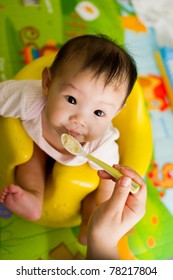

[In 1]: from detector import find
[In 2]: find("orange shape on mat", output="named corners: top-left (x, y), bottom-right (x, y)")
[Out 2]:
top-left (147, 237), bottom-right (156, 248)
top-left (151, 216), bottom-right (159, 225)
top-left (118, 236), bottom-right (136, 260)
top-left (121, 15), bottom-right (147, 33)
top-left (159, 191), bottom-right (165, 199)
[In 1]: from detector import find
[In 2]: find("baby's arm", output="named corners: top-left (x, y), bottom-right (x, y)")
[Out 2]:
top-left (86, 165), bottom-right (147, 260)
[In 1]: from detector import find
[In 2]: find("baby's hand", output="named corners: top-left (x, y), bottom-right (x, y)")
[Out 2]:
top-left (86, 165), bottom-right (147, 259)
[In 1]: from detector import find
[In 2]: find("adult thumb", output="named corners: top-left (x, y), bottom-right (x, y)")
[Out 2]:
top-left (108, 176), bottom-right (132, 213)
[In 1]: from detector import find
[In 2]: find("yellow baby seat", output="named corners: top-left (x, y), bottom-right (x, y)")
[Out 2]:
top-left (0, 54), bottom-right (152, 228)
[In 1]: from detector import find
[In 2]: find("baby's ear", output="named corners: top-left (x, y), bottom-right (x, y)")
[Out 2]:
top-left (42, 67), bottom-right (51, 96)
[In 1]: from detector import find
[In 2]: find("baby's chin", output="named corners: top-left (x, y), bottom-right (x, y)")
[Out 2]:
top-left (80, 135), bottom-right (102, 143)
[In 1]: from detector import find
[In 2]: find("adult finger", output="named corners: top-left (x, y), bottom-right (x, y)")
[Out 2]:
top-left (113, 165), bottom-right (144, 186)
top-left (112, 165), bottom-right (147, 199)
top-left (106, 176), bottom-right (132, 215)
top-left (97, 169), bottom-right (117, 181)
top-left (98, 166), bottom-right (147, 200)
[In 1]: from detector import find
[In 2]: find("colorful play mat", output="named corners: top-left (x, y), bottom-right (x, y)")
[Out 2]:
top-left (0, 0), bottom-right (173, 260)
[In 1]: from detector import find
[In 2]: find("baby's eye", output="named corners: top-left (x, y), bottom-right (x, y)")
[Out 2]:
top-left (65, 95), bottom-right (77, 105)
top-left (94, 110), bottom-right (104, 117)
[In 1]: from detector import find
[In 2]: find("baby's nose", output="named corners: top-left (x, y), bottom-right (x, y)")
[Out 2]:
top-left (69, 113), bottom-right (87, 127)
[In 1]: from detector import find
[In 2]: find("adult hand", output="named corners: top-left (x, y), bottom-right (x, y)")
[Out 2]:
top-left (86, 165), bottom-right (147, 259)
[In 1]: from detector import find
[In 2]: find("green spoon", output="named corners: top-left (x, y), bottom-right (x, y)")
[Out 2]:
top-left (61, 133), bottom-right (140, 194)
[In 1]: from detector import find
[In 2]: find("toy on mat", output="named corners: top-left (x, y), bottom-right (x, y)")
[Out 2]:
top-left (155, 47), bottom-right (173, 109)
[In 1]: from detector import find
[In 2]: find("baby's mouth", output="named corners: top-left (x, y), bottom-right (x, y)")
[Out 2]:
top-left (67, 129), bottom-right (80, 138)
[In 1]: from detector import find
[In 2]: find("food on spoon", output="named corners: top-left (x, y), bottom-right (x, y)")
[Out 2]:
top-left (61, 134), bottom-right (81, 155)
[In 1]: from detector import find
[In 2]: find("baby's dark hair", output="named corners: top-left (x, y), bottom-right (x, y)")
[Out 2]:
top-left (50, 34), bottom-right (137, 99)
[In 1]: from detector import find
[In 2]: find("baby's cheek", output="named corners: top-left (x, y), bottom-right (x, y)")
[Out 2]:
top-left (50, 109), bottom-right (66, 123)
top-left (87, 128), bottom-right (105, 142)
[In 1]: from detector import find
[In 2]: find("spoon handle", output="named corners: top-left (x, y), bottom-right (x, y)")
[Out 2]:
top-left (87, 154), bottom-right (140, 194)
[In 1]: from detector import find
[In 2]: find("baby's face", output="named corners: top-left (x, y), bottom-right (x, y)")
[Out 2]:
top-left (42, 65), bottom-right (127, 145)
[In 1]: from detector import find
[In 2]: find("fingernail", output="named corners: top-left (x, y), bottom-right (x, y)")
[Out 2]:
top-left (120, 177), bottom-right (131, 187)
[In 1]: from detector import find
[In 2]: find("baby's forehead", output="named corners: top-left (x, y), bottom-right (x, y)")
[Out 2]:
top-left (55, 57), bottom-right (129, 100)
top-left (62, 60), bottom-right (126, 82)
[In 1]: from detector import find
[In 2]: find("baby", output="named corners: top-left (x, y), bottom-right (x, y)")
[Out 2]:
top-left (0, 34), bottom-right (137, 244)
